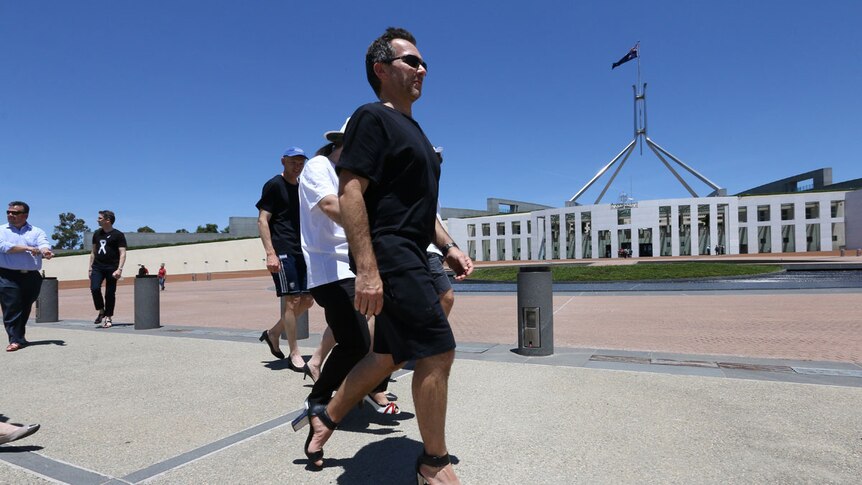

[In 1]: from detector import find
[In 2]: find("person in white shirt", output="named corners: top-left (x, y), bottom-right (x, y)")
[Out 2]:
top-left (293, 119), bottom-right (397, 425)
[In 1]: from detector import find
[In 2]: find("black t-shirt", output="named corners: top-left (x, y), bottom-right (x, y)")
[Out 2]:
top-left (256, 174), bottom-right (301, 256)
top-left (92, 228), bottom-right (127, 269)
top-left (337, 102), bottom-right (440, 273)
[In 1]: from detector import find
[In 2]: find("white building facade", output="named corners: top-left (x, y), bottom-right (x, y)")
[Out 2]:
top-left (447, 191), bottom-right (849, 262)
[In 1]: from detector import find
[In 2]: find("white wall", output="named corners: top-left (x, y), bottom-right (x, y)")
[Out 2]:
top-left (43, 238), bottom-right (267, 281)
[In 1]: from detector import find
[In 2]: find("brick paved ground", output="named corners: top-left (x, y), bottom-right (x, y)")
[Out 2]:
top-left (51, 276), bottom-right (862, 364)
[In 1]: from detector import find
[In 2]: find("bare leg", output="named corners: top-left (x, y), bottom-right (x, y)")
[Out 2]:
top-left (270, 294), bottom-right (313, 368)
top-left (307, 326), bottom-right (335, 381)
top-left (438, 289), bottom-right (455, 318)
top-left (306, 352), bottom-right (398, 466)
top-left (414, 350), bottom-right (460, 484)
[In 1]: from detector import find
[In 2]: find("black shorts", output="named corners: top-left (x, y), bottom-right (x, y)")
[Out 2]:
top-left (426, 252), bottom-right (452, 295)
top-left (271, 253), bottom-right (309, 297)
top-left (374, 268), bottom-right (455, 364)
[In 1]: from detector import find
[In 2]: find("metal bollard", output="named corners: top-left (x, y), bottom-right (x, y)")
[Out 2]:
top-left (857, 249), bottom-right (861, 257)
top-left (36, 277), bottom-right (59, 323)
top-left (516, 266), bottom-right (554, 356)
top-left (840, 248), bottom-right (845, 257)
top-left (134, 275), bottom-right (160, 330)
top-left (280, 298), bottom-right (309, 340)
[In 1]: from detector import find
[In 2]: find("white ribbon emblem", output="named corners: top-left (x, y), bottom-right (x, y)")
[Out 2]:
top-left (98, 240), bottom-right (107, 254)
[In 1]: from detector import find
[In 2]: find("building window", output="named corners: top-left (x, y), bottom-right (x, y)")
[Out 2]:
top-left (782, 225), bottom-right (795, 252)
top-left (581, 211), bottom-right (592, 259)
top-left (831, 200), bottom-right (845, 218)
top-left (496, 239), bottom-right (506, 261)
top-left (738, 206), bottom-right (747, 223)
top-left (496, 222), bottom-right (506, 236)
top-left (565, 213), bottom-right (576, 259)
top-left (512, 221), bottom-right (521, 235)
top-left (805, 202), bottom-right (819, 220)
top-left (550, 215), bottom-right (560, 259)
top-left (481, 223), bottom-right (490, 237)
top-left (757, 205), bottom-right (770, 222)
top-left (780, 203), bottom-right (794, 221)
top-left (806, 224), bottom-right (820, 251)
top-left (617, 208), bottom-right (631, 225)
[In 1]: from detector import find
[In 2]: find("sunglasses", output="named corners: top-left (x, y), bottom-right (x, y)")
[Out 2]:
top-left (384, 54), bottom-right (427, 71)
top-left (6, 210), bottom-right (26, 215)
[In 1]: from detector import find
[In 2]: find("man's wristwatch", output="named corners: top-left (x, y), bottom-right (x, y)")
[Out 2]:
top-left (441, 242), bottom-right (458, 254)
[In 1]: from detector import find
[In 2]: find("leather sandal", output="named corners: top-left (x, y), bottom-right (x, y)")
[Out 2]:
top-left (416, 452), bottom-right (451, 485)
top-left (5, 343), bottom-right (22, 352)
top-left (304, 403), bottom-right (338, 469)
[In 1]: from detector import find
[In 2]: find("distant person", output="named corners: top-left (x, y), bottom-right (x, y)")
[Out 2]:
top-left (137, 264), bottom-right (149, 276)
top-left (293, 120), bottom-right (397, 430)
top-left (89, 210), bottom-right (126, 329)
top-left (1, 201), bottom-right (54, 352)
top-left (0, 419), bottom-right (40, 445)
top-left (256, 146), bottom-right (314, 372)
top-left (158, 263), bottom-right (167, 290)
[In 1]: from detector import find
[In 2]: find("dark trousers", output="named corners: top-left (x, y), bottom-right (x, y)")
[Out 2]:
top-left (0, 268), bottom-right (43, 345)
top-left (308, 278), bottom-right (388, 404)
top-left (90, 267), bottom-right (118, 316)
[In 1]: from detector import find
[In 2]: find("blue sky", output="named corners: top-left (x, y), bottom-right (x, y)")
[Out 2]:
top-left (2, 1), bottom-right (860, 239)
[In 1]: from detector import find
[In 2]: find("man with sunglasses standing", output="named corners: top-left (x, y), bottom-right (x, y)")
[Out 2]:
top-left (303, 27), bottom-right (472, 484)
top-left (1, 201), bottom-right (53, 352)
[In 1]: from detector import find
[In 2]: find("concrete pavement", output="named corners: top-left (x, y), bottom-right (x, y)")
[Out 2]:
top-left (1, 274), bottom-right (861, 484)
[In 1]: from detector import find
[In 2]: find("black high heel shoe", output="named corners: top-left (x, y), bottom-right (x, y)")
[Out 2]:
top-left (416, 452), bottom-right (451, 485)
top-left (94, 310), bottom-right (105, 324)
top-left (304, 403), bottom-right (338, 469)
top-left (259, 330), bottom-right (285, 360)
top-left (301, 364), bottom-right (316, 381)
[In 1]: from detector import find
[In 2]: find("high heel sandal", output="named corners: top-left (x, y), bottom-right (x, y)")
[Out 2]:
top-left (363, 395), bottom-right (400, 414)
top-left (259, 330), bottom-right (285, 360)
top-left (304, 403), bottom-right (338, 469)
top-left (101, 316), bottom-right (113, 328)
top-left (416, 452), bottom-right (451, 485)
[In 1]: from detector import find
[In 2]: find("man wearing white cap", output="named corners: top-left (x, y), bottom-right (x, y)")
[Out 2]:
top-left (256, 147), bottom-right (314, 373)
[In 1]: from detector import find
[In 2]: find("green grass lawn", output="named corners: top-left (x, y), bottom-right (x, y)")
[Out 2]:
top-left (468, 262), bottom-right (781, 282)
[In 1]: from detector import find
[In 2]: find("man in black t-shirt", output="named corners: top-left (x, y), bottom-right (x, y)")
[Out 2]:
top-left (88, 210), bottom-right (127, 328)
top-left (303, 28), bottom-right (473, 483)
top-left (256, 146), bottom-right (314, 371)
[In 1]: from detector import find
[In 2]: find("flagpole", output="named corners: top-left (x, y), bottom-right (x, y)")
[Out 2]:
top-left (636, 41), bottom-right (640, 92)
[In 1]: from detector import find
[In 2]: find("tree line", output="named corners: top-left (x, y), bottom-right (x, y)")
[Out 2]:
top-left (52, 213), bottom-right (227, 249)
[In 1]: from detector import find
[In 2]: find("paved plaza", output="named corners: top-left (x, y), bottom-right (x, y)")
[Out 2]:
top-left (1, 271), bottom-right (861, 483)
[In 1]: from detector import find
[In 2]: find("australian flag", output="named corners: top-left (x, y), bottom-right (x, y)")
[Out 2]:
top-left (612, 43), bottom-right (639, 69)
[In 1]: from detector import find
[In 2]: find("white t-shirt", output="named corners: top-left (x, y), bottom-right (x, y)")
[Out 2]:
top-left (426, 206), bottom-right (443, 256)
top-left (299, 155), bottom-right (354, 289)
